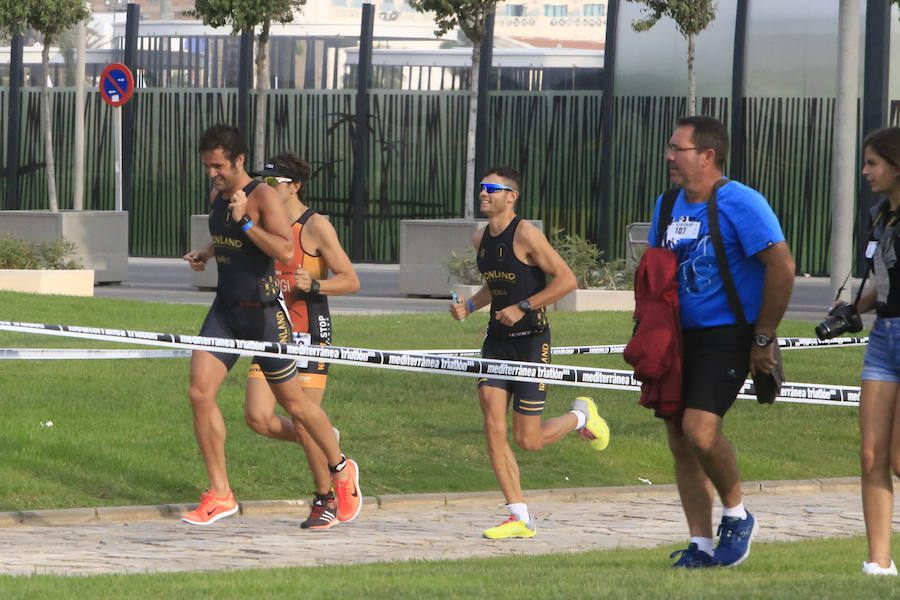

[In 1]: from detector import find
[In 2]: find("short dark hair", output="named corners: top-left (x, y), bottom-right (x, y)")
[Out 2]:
top-left (864, 127), bottom-right (900, 169)
top-left (198, 124), bottom-right (248, 163)
top-left (676, 116), bottom-right (729, 171)
top-left (266, 152), bottom-right (312, 200)
top-left (483, 165), bottom-right (521, 191)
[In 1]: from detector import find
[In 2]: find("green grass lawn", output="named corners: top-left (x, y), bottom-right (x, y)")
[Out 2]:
top-left (0, 291), bottom-right (881, 597)
top-left (0, 290), bottom-right (864, 511)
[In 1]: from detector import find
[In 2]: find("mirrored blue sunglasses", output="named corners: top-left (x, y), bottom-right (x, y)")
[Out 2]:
top-left (480, 183), bottom-right (514, 194)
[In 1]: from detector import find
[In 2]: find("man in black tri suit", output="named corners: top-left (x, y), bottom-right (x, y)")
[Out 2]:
top-left (449, 165), bottom-right (611, 539)
top-left (180, 125), bottom-right (361, 526)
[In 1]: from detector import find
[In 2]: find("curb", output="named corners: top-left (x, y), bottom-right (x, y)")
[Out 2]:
top-left (0, 477), bottom-right (861, 529)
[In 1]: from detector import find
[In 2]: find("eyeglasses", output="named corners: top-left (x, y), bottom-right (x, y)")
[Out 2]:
top-left (667, 144), bottom-right (700, 154)
top-left (480, 183), bottom-right (515, 194)
top-left (264, 176), bottom-right (292, 187)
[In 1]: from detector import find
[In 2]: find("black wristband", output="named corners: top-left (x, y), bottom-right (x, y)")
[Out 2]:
top-left (237, 214), bottom-right (251, 227)
top-left (309, 279), bottom-right (321, 295)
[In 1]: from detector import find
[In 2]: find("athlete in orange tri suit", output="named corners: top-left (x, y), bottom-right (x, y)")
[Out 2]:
top-left (246, 152), bottom-right (359, 530)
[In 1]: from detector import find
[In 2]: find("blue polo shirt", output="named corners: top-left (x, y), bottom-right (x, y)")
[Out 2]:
top-left (647, 180), bottom-right (785, 329)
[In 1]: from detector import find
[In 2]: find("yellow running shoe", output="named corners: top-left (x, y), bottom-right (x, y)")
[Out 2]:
top-left (483, 515), bottom-right (537, 539)
top-left (572, 396), bottom-right (610, 451)
top-left (181, 489), bottom-right (239, 526)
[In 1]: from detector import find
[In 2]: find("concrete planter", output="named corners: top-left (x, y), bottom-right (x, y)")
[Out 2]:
top-left (0, 269), bottom-right (95, 297)
top-left (0, 211), bottom-right (128, 283)
top-left (449, 283), bottom-right (488, 312)
top-left (551, 289), bottom-right (635, 312)
top-left (399, 219), bottom-right (542, 298)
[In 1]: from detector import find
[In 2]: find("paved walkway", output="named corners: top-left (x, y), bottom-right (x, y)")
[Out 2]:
top-left (0, 477), bottom-right (880, 576)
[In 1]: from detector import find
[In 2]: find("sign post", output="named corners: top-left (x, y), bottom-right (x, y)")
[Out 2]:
top-left (99, 63), bottom-right (134, 212)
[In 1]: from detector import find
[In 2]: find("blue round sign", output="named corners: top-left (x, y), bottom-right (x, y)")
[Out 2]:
top-left (100, 63), bottom-right (134, 107)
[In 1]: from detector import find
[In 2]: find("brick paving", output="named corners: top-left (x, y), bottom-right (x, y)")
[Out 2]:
top-left (0, 478), bottom-right (881, 576)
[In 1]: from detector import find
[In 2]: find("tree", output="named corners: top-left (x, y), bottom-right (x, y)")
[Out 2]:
top-left (0, 0), bottom-right (90, 212)
top-left (407, 0), bottom-right (502, 219)
top-left (628, 0), bottom-right (717, 116)
top-left (189, 0), bottom-right (306, 169)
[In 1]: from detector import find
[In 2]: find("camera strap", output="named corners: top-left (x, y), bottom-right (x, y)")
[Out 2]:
top-left (655, 188), bottom-right (681, 247)
top-left (705, 179), bottom-right (746, 326)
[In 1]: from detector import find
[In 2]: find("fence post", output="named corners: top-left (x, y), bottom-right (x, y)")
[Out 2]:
top-left (238, 29), bottom-right (254, 144)
top-left (122, 3), bottom-right (140, 212)
top-left (473, 10), bottom-right (495, 210)
top-left (729, 0), bottom-right (749, 181)
top-left (857, 0), bottom-right (891, 273)
top-left (597, 0), bottom-right (619, 255)
top-left (350, 3), bottom-right (374, 261)
top-left (5, 34), bottom-right (23, 210)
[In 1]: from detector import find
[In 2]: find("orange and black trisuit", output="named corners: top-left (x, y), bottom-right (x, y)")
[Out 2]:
top-left (249, 208), bottom-right (331, 388)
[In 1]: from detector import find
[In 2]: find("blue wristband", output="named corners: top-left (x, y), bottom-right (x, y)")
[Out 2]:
top-left (466, 300), bottom-right (474, 314)
top-left (242, 220), bottom-right (254, 232)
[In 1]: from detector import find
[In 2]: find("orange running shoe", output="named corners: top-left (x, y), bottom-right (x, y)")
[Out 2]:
top-left (333, 458), bottom-right (361, 523)
top-left (181, 489), bottom-right (239, 525)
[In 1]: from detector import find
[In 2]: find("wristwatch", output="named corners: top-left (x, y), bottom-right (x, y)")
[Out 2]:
top-left (237, 214), bottom-right (251, 228)
top-left (309, 279), bottom-right (321, 295)
top-left (753, 333), bottom-right (774, 347)
top-left (518, 299), bottom-right (531, 312)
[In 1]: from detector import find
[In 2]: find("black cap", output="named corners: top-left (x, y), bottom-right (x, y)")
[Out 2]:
top-left (249, 162), bottom-right (303, 181)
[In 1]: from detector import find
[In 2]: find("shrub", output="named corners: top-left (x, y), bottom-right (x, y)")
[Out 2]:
top-left (446, 229), bottom-right (634, 291)
top-left (548, 228), bottom-right (634, 290)
top-left (446, 249), bottom-right (482, 285)
top-left (0, 235), bottom-right (83, 270)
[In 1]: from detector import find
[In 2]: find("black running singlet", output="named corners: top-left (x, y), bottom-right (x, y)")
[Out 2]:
top-left (477, 216), bottom-right (549, 338)
top-left (208, 180), bottom-right (280, 303)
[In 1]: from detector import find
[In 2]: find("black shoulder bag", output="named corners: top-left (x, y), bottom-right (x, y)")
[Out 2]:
top-left (706, 179), bottom-right (784, 404)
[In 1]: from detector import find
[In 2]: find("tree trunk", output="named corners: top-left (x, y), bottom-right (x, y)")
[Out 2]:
top-left (687, 32), bottom-right (696, 116)
top-left (254, 23), bottom-right (270, 171)
top-left (74, 22), bottom-right (86, 211)
top-left (41, 41), bottom-right (58, 212)
top-left (465, 43), bottom-right (480, 220)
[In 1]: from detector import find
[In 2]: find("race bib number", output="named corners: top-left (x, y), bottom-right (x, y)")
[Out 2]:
top-left (291, 332), bottom-right (311, 369)
top-left (666, 220), bottom-right (701, 244)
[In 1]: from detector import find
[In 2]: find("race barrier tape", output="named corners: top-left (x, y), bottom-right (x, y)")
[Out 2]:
top-left (0, 348), bottom-right (191, 360)
top-left (401, 336), bottom-right (869, 358)
top-left (0, 320), bottom-right (862, 406)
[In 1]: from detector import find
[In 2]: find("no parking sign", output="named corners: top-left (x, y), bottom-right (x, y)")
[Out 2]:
top-left (100, 63), bottom-right (134, 211)
top-left (100, 63), bottom-right (134, 107)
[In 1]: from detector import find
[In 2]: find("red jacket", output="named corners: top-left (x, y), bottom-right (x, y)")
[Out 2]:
top-left (624, 248), bottom-right (683, 419)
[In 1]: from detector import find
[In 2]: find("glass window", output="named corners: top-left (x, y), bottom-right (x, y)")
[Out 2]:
top-left (583, 3), bottom-right (605, 16)
top-left (504, 4), bottom-right (526, 16)
top-left (543, 4), bottom-right (568, 17)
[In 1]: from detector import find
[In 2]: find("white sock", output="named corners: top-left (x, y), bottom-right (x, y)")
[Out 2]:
top-left (570, 409), bottom-right (587, 430)
top-left (507, 503), bottom-right (530, 524)
top-left (691, 536), bottom-right (714, 556)
top-left (722, 503), bottom-right (747, 520)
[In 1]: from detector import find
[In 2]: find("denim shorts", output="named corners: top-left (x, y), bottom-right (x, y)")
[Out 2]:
top-left (861, 317), bottom-right (900, 382)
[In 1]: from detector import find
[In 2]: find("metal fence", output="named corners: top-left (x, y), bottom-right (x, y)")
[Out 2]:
top-left (2, 87), bottom-right (898, 273)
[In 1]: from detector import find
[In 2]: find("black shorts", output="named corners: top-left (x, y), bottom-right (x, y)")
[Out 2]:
top-left (478, 329), bottom-right (550, 416)
top-left (199, 297), bottom-right (297, 384)
top-left (681, 324), bottom-right (752, 417)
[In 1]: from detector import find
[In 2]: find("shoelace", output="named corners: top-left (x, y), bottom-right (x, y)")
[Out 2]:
top-left (717, 519), bottom-right (740, 543)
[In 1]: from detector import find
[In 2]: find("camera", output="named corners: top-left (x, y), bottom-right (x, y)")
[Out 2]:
top-left (815, 302), bottom-right (863, 340)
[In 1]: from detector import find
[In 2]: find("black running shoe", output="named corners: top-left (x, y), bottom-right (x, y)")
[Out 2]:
top-left (301, 495), bottom-right (338, 530)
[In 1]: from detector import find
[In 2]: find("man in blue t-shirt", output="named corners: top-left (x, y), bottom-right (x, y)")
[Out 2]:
top-left (647, 116), bottom-right (795, 569)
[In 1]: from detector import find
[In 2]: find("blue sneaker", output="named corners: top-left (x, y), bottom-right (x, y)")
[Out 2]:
top-left (670, 543), bottom-right (714, 568)
top-left (713, 512), bottom-right (758, 567)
